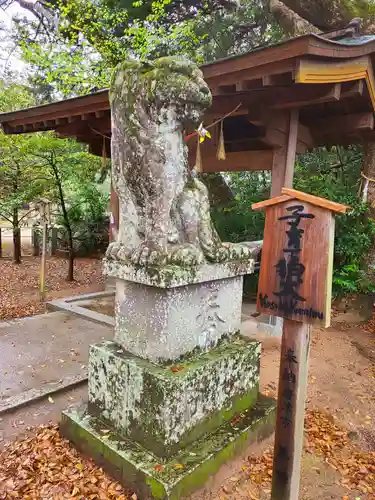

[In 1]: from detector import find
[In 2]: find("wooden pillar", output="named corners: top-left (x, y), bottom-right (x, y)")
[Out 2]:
top-left (271, 147), bottom-right (288, 197)
top-left (269, 108), bottom-right (311, 500)
top-left (271, 320), bottom-right (311, 500)
top-left (270, 109), bottom-right (299, 196)
top-left (284, 109), bottom-right (299, 188)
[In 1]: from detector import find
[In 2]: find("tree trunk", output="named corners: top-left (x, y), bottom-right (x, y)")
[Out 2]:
top-left (361, 141), bottom-right (375, 277)
top-left (67, 231), bottom-right (74, 282)
top-left (12, 207), bottom-right (21, 264)
top-left (269, 0), bottom-right (316, 36)
top-left (50, 160), bottom-right (75, 281)
top-left (270, 0), bottom-right (375, 36)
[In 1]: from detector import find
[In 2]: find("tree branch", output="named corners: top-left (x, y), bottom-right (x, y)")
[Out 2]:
top-left (269, 0), bottom-right (318, 36)
top-left (0, 212), bottom-right (13, 224)
top-left (18, 208), bottom-right (38, 223)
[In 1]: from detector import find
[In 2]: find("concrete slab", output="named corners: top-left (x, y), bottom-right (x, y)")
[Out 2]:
top-left (0, 311), bottom-right (113, 413)
top-left (49, 292), bottom-right (259, 324)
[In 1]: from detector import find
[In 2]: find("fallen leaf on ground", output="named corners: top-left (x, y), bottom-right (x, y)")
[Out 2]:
top-left (0, 424), bottom-right (131, 498)
top-left (0, 256), bottom-right (105, 321)
top-left (170, 365), bottom-right (184, 373)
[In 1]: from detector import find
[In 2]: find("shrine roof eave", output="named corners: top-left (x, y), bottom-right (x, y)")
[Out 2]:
top-left (2, 32), bottom-right (375, 133)
top-left (252, 188), bottom-right (349, 213)
top-left (202, 32), bottom-right (375, 82)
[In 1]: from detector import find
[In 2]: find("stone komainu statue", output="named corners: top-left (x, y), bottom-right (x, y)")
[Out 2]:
top-left (106, 57), bottom-right (252, 267)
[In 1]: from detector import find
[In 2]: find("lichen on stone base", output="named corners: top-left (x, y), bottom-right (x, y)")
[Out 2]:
top-left (61, 395), bottom-right (276, 500)
top-left (88, 336), bottom-right (261, 458)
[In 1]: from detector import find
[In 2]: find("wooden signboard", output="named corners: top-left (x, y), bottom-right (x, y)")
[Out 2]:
top-left (252, 188), bottom-right (348, 500)
top-left (252, 188), bottom-right (348, 328)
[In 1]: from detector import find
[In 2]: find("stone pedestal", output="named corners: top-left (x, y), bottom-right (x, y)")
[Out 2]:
top-left (61, 260), bottom-right (275, 499)
top-left (106, 260), bottom-right (253, 362)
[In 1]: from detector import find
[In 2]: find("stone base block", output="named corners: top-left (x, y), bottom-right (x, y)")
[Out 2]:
top-left (88, 337), bottom-right (260, 457)
top-left (104, 260), bottom-right (255, 363)
top-left (61, 395), bottom-right (276, 500)
top-left (114, 276), bottom-right (244, 363)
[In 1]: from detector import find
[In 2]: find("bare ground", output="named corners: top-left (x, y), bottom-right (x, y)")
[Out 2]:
top-left (0, 318), bottom-right (373, 499)
top-left (0, 252), bottom-right (374, 498)
top-left (0, 255), bottom-right (105, 321)
top-left (191, 321), bottom-right (375, 500)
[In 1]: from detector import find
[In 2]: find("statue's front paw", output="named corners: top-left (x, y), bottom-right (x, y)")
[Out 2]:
top-left (224, 243), bottom-right (252, 261)
top-left (131, 242), bottom-right (168, 266)
top-left (106, 242), bottom-right (121, 260)
top-left (204, 244), bottom-right (230, 263)
top-left (169, 244), bottom-right (204, 266)
top-left (106, 242), bottom-right (131, 261)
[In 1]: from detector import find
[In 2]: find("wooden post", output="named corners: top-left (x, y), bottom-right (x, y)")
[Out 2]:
top-left (253, 190), bottom-right (347, 500)
top-left (39, 217), bottom-right (48, 301)
top-left (275, 106), bottom-right (306, 500)
top-left (270, 109), bottom-right (299, 197)
top-left (284, 109), bottom-right (299, 188)
top-left (39, 201), bottom-right (50, 301)
top-left (0, 228), bottom-right (2, 258)
top-left (271, 320), bottom-right (311, 500)
top-left (271, 147), bottom-right (287, 197)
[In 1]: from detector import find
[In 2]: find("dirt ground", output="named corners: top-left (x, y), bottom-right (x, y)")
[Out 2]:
top-left (0, 317), bottom-right (374, 499)
top-left (0, 254), bottom-right (105, 320)
top-left (192, 320), bottom-right (375, 500)
top-left (0, 246), bottom-right (374, 498)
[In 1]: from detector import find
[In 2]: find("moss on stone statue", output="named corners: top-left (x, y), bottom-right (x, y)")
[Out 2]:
top-left (61, 395), bottom-right (276, 500)
top-left (88, 336), bottom-right (260, 458)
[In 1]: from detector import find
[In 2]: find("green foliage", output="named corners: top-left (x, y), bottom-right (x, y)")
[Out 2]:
top-left (333, 263), bottom-right (375, 295)
top-left (0, 132), bottom-right (49, 225)
top-left (54, 175), bottom-right (109, 255)
top-left (11, 0), bottom-right (283, 98)
top-left (0, 80), bottom-right (108, 269)
top-left (211, 171), bottom-right (269, 242)
top-left (213, 146), bottom-right (375, 297)
top-left (24, 134), bottom-right (104, 205)
top-left (294, 147), bottom-right (375, 296)
top-left (0, 82), bottom-right (47, 227)
top-left (20, 39), bottom-right (111, 99)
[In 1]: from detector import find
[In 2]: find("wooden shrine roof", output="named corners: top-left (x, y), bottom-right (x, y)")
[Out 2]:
top-left (252, 188), bottom-right (349, 213)
top-left (2, 25), bottom-right (375, 163)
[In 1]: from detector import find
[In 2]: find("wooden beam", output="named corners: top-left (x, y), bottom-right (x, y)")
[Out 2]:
top-left (7, 101), bottom-right (110, 128)
top-left (273, 83), bottom-right (341, 110)
top-left (189, 150), bottom-right (274, 172)
top-left (296, 56), bottom-right (375, 110)
top-left (209, 84), bottom-right (342, 116)
top-left (262, 72), bottom-right (294, 87)
top-left (269, 110), bottom-right (299, 196)
top-left (236, 79), bottom-right (263, 91)
top-left (264, 112), bottom-right (313, 153)
top-left (0, 90), bottom-right (109, 127)
top-left (203, 54), bottom-right (299, 86)
top-left (341, 79), bottom-right (364, 98)
top-left (212, 84), bottom-right (237, 95)
top-left (309, 112), bottom-right (374, 139)
top-left (298, 124), bottom-right (314, 150)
